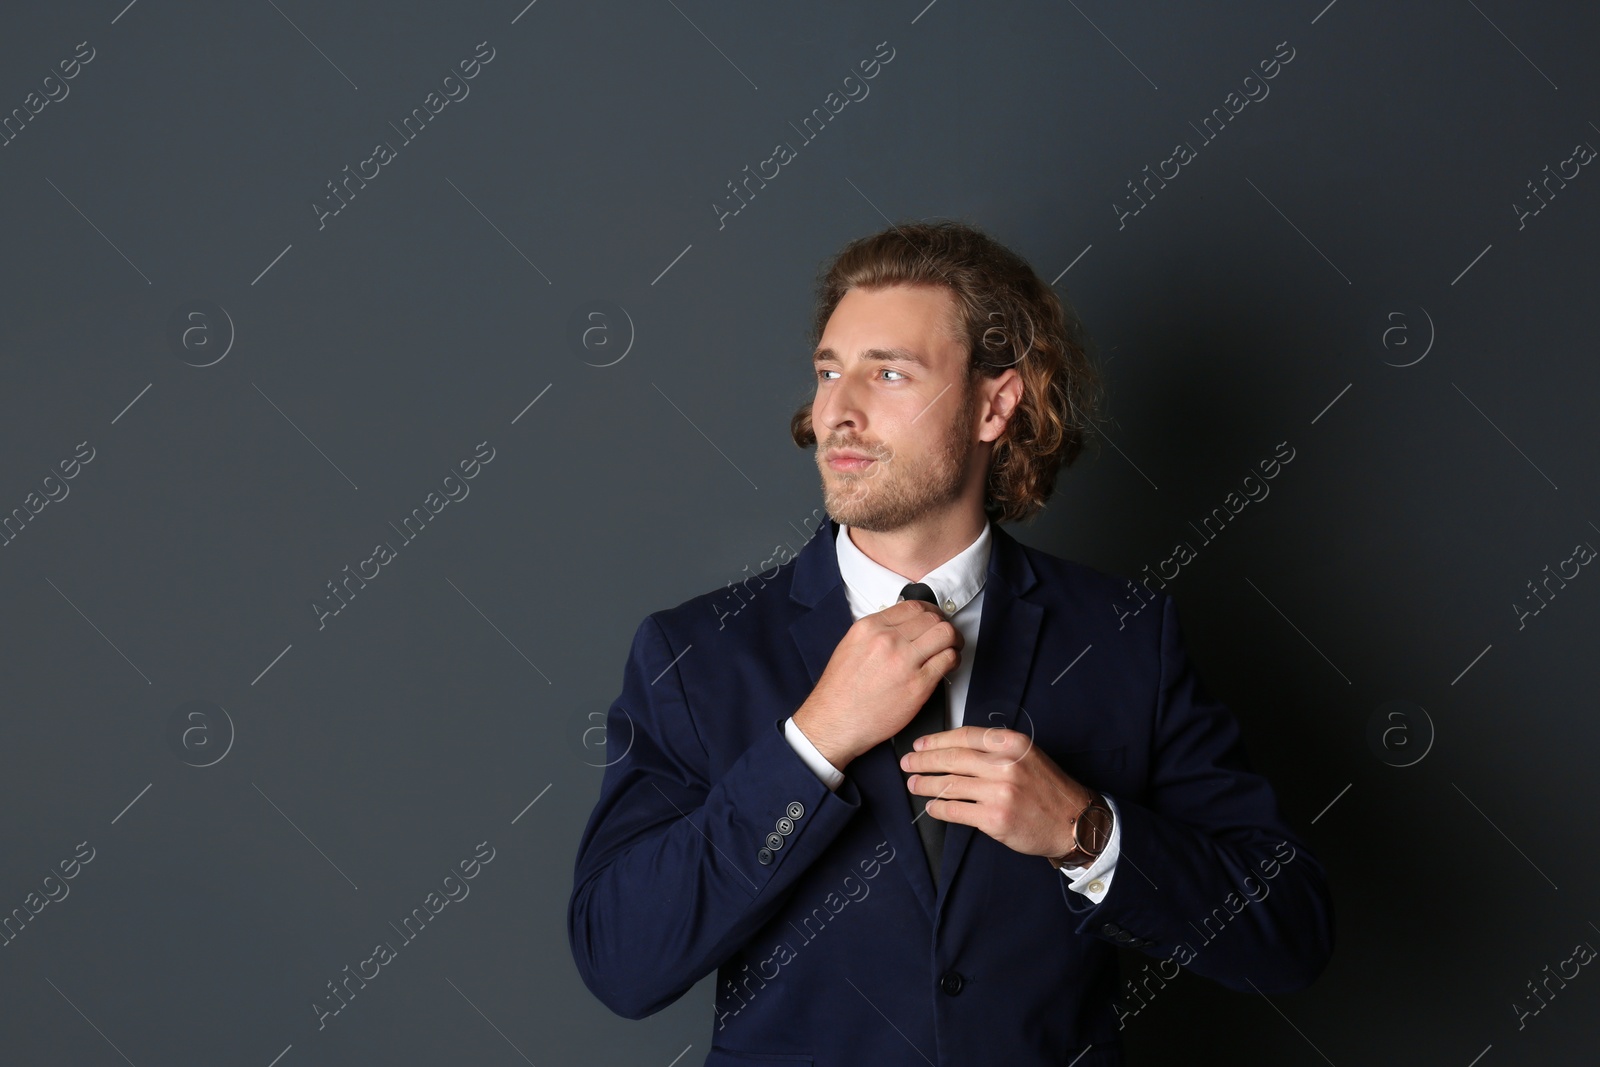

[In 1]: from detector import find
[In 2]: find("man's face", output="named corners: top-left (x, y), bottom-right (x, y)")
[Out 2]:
top-left (810, 284), bottom-right (979, 533)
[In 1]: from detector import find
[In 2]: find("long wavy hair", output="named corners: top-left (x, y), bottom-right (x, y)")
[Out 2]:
top-left (790, 219), bottom-right (1105, 525)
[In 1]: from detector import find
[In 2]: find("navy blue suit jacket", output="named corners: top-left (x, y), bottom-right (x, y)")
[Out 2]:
top-left (569, 518), bottom-right (1334, 1066)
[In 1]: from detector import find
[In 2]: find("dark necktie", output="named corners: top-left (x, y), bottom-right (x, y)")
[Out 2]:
top-left (891, 581), bottom-right (949, 883)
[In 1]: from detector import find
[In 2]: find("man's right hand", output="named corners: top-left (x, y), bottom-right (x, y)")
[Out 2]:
top-left (791, 598), bottom-right (963, 771)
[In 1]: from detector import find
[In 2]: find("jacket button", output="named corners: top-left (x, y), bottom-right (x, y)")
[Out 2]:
top-left (757, 848), bottom-right (773, 865)
top-left (939, 972), bottom-right (964, 996)
top-left (787, 801), bottom-right (805, 819)
top-left (776, 817), bottom-right (795, 836)
top-left (765, 831), bottom-right (784, 850)
top-left (1100, 922), bottom-right (1121, 937)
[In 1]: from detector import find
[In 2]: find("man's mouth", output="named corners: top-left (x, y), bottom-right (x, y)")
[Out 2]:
top-left (827, 451), bottom-right (876, 472)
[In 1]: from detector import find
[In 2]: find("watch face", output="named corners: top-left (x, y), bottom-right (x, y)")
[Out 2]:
top-left (1081, 804), bottom-right (1112, 854)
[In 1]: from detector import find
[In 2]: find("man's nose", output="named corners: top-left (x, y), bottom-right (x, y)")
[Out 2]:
top-left (817, 370), bottom-right (867, 432)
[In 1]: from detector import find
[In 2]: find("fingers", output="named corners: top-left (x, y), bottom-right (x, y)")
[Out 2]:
top-left (891, 599), bottom-right (953, 627)
top-left (899, 742), bottom-right (998, 776)
top-left (875, 600), bottom-right (962, 655)
top-left (905, 771), bottom-right (989, 803)
top-left (869, 599), bottom-right (962, 691)
top-left (912, 724), bottom-right (999, 751)
top-left (876, 598), bottom-right (943, 623)
top-left (907, 618), bottom-right (961, 662)
top-left (916, 646), bottom-right (960, 686)
top-left (888, 602), bottom-right (960, 643)
top-left (904, 726), bottom-right (1032, 768)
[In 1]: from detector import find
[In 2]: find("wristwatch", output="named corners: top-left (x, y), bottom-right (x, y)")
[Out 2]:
top-left (1045, 792), bottom-right (1113, 870)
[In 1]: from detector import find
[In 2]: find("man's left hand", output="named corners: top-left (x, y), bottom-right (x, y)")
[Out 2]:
top-left (900, 725), bottom-right (1099, 860)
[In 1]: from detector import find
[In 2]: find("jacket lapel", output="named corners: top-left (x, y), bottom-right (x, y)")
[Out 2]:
top-left (933, 524), bottom-right (1042, 921)
top-left (785, 519), bottom-right (1043, 923)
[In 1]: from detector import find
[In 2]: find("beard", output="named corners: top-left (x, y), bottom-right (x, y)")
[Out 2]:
top-left (816, 382), bottom-right (976, 533)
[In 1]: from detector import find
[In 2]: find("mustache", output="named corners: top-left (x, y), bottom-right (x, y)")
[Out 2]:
top-left (820, 439), bottom-right (889, 459)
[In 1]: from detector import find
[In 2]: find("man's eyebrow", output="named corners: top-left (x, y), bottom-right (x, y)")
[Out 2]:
top-left (811, 346), bottom-right (930, 368)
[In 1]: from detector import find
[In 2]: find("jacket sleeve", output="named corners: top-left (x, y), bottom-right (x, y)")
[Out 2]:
top-left (1060, 593), bottom-right (1336, 993)
top-left (567, 614), bottom-right (864, 1019)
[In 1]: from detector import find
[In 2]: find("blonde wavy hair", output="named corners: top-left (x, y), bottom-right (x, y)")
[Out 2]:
top-left (790, 219), bottom-right (1105, 524)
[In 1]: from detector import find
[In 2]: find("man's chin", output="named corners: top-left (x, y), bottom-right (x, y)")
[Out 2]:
top-left (822, 496), bottom-right (899, 533)
top-left (820, 495), bottom-right (868, 529)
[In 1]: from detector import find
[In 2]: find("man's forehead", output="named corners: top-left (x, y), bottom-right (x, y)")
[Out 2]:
top-left (812, 345), bottom-right (932, 368)
top-left (814, 285), bottom-right (965, 364)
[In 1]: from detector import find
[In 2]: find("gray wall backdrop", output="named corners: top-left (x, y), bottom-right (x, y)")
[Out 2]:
top-left (2, 1), bottom-right (1597, 1064)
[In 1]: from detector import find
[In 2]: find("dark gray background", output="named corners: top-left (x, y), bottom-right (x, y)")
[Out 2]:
top-left (2, 1), bottom-right (1596, 1064)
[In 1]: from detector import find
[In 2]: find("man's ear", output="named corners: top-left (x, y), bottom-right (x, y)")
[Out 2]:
top-left (978, 369), bottom-right (1023, 444)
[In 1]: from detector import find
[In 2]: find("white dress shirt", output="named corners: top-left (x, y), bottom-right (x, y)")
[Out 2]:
top-left (784, 521), bottom-right (1122, 902)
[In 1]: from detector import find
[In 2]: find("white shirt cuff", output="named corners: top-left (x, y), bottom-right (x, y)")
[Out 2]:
top-left (784, 715), bottom-right (846, 792)
top-left (1057, 793), bottom-right (1121, 903)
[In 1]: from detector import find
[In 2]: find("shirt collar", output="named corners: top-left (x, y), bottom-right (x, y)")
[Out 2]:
top-left (835, 520), bottom-right (992, 618)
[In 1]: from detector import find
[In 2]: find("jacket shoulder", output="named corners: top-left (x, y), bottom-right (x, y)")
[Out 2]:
top-left (1009, 534), bottom-right (1167, 639)
top-left (645, 553), bottom-right (805, 648)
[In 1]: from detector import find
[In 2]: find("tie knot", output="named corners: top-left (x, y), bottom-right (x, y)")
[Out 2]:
top-left (899, 581), bottom-right (938, 606)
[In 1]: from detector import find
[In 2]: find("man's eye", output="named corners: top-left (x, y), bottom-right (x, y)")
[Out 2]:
top-left (816, 368), bottom-right (907, 381)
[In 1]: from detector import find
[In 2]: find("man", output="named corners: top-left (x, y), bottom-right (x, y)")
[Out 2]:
top-left (568, 220), bottom-right (1334, 1066)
